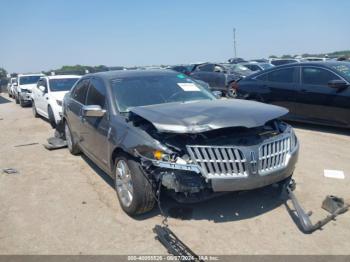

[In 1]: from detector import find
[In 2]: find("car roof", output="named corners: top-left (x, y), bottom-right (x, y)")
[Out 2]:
top-left (18, 73), bottom-right (44, 77)
top-left (43, 75), bottom-right (81, 80)
top-left (86, 69), bottom-right (181, 81)
top-left (245, 61), bottom-right (350, 79)
top-left (274, 61), bottom-right (347, 68)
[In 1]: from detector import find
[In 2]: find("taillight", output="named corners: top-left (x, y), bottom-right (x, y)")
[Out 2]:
top-left (231, 81), bottom-right (239, 91)
top-left (228, 81), bottom-right (239, 98)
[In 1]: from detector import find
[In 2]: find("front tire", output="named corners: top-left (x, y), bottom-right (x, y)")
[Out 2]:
top-left (48, 106), bottom-right (57, 129)
top-left (15, 93), bottom-right (20, 104)
top-left (19, 97), bottom-right (25, 107)
top-left (64, 121), bottom-right (80, 155)
top-left (32, 101), bottom-right (39, 118)
top-left (114, 155), bottom-right (155, 216)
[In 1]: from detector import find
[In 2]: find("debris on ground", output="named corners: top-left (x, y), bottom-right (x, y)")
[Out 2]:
top-left (1, 168), bottom-right (20, 175)
top-left (14, 142), bottom-right (39, 148)
top-left (324, 169), bottom-right (345, 179)
top-left (44, 137), bottom-right (67, 150)
top-left (286, 179), bottom-right (349, 233)
top-left (153, 225), bottom-right (203, 261)
top-left (43, 121), bottom-right (67, 150)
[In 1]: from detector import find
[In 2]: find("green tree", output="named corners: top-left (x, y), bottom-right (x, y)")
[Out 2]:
top-left (0, 67), bottom-right (7, 79)
top-left (0, 67), bottom-right (8, 88)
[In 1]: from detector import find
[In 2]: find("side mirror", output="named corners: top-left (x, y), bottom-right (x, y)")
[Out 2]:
top-left (82, 105), bottom-right (106, 118)
top-left (212, 91), bottom-right (222, 98)
top-left (328, 80), bottom-right (349, 89)
top-left (38, 85), bottom-right (46, 92)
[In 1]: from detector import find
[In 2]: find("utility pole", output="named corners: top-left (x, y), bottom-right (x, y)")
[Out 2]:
top-left (233, 27), bottom-right (237, 58)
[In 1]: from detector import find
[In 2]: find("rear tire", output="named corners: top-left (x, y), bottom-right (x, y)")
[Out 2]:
top-left (32, 101), bottom-right (39, 118)
top-left (64, 121), bottom-right (80, 155)
top-left (15, 93), bottom-right (19, 104)
top-left (114, 154), bottom-right (155, 216)
top-left (48, 106), bottom-right (57, 129)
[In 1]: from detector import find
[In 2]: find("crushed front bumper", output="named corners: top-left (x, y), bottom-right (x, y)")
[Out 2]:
top-left (19, 91), bottom-right (32, 102)
top-left (142, 128), bottom-right (299, 194)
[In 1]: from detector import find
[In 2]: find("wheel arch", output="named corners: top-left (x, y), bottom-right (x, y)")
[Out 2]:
top-left (111, 147), bottom-right (135, 167)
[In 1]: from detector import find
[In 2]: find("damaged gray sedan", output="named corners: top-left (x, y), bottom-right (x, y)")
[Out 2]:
top-left (62, 70), bottom-right (299, 216)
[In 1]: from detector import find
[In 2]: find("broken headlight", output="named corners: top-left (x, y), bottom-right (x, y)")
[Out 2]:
top-left (56, 100), bottom-right (62, 106)
top-left (290, 127), bottom-right (298, 152)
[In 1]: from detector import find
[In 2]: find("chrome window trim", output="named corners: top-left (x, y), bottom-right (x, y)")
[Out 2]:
top-left (252, 65), bottom-right (299, 82)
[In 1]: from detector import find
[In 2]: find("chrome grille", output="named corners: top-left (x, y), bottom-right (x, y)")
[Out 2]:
top-left (258, 137), bottom-right (291, 174)
top-left (186, 146), bottom-right (247, 178)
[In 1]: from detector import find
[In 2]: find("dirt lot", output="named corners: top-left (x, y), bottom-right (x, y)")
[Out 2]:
top-left (0, 93), bottom-right (350, 255)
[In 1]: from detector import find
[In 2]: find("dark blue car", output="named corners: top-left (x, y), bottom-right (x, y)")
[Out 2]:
top-left (235, 62), bottom-right (350, 128)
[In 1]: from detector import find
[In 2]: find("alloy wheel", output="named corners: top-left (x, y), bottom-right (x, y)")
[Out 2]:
top-left (115, 160), bottom-right (134, 208)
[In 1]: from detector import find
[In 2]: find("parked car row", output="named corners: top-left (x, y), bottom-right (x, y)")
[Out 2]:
top-left (7, 74), bottom-right (81, 127)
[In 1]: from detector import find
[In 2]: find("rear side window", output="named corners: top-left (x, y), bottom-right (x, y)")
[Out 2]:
top-left (86, 78), bottom-right (106, 108)
top-left (302, 67), bottom-right (340, 85)
top-left (245, 64), bottom-right (260, 71)
top-left (267, 68), bottom-right (296, 83)
top-left (196, 64), bottom-right (215, 72)
top-left (71, 79), bottom-right (89, 104)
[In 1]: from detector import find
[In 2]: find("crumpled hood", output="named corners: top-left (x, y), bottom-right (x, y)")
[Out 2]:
top-left (130, 99), bottom-right (288, 133)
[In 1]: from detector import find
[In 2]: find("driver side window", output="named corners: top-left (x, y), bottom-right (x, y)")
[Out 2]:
top-left (86, 78), bottom-right (107, 109)
top-left (37, 79), bottom-right (48, 92)
top-left (71, 79), bottom-right (89, 104)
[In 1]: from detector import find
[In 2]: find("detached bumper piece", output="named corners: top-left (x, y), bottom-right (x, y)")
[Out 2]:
top-left (286, 179), bottom-right (349, 233)
top-left (153, 225), bottom-right (203, 262)
top-left (44, 121), bottom-right (67, 150)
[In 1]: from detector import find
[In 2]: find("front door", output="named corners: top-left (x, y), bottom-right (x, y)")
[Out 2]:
top-left (66, 78), bottom-right (90, 148)
top-left (296, 66), bottom-right (350, 126)
top-left (82, 77), bottom-right (109, 170)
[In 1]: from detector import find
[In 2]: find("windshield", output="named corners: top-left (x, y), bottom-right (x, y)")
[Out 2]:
top-left (49, 78), bottom-right (80, 92)
top-left (331, 64), bottom-right (350, 81)
top-left (223, 64), bottom-right (253, 76)
top-left (111, 74), bottom-right (215, 112)
top-left (19, 76), bottom-right (42, 85)
top-left (259, 63), bottom-right (274, 69)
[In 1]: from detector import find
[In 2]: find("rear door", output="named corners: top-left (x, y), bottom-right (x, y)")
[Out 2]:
top-left (191, 64), bottom-right (226, 91)
top-left (82, 77), bottom-right (109, 169)
top-left (66, 78), bottom-right (90, 147)
top-left (296, 66), bottom-right (349, 126)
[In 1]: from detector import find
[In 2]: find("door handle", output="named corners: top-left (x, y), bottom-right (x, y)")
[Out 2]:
top-left (301, 89), bottom-right (310, 93)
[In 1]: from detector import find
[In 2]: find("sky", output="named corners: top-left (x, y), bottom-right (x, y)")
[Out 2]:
top-left (1, 0), bottom-right (349, 73)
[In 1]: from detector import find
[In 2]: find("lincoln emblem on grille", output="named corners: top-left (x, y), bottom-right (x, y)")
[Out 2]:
top-left (250, 151), bottom-right (258, 174)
